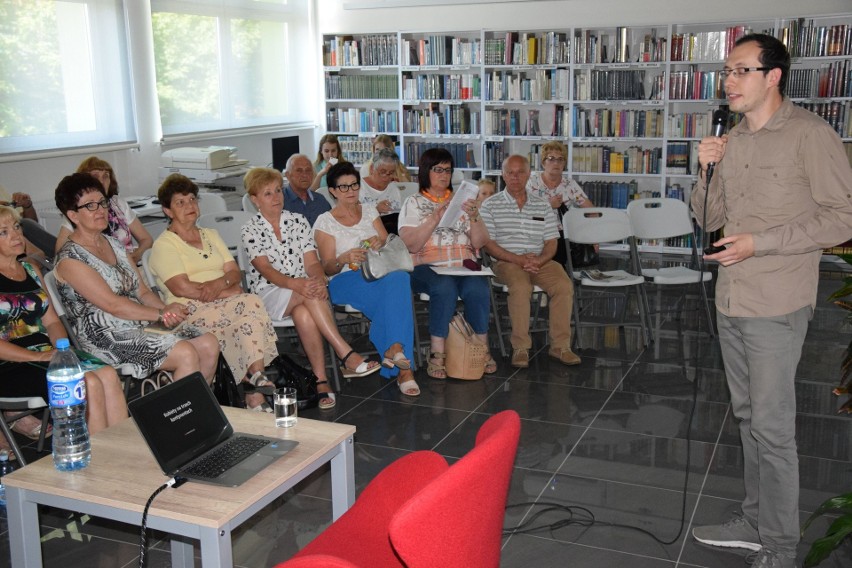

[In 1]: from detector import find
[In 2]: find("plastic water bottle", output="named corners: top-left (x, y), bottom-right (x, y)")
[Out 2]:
top-left (47, 338), bottom-right (91, 471)
top-left (0, 450), bottom-right (16, 507)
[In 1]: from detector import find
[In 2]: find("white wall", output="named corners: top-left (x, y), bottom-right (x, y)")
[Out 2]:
top-left (3, 0), bottom-right (850, 206)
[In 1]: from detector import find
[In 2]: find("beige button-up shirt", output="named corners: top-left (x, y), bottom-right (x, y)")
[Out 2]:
top-left (691, 99), bottom-right (852, 318)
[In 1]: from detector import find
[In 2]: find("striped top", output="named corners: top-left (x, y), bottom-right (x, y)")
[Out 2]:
top-left (480, 190), bottom-right (559, 255)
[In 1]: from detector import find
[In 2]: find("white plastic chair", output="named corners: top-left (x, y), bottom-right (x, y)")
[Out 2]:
top-left (626, 198), bottom-right (714, 340)
top-left (140, 249), bottom-right (162, 298)
top-left (0, 397), bottom-right (49, 465)
top-left (315, 186), bottom-right (336, 209)
top-left (196, 192), bottom-right (228, 215)
top-left (242, 193), bottom-right (258, 214)
top-left (563, 207), bottom-right (651, 348)
top-left (196, 211), bottom-right (255, 255)
top-left (395, 181), bottom-right (421, 206)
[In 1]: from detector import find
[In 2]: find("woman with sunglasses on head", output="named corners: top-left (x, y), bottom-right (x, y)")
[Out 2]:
top-left (54, 156), bottom-right (153, 265)
top-left (53, 173), bottom-right (220, 385)
top-left (314, 162), bottom-right (419, 397)
top-left (398, 148), bottom-right (495, 379)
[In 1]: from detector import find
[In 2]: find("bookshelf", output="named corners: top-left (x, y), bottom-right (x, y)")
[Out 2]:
top-left (321, 14), bottom-right (852, 252)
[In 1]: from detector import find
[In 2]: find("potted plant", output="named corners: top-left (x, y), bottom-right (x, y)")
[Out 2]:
top-left (800, 253), bottom-right (852, 567)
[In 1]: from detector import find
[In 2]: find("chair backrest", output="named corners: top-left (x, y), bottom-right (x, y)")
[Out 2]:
top-left (394, 181), bottom-right (420, 206)
top-left (241, 193), bottom-right (258, 214)
top-left (388, 410), bottom-right (521, 568)
top-left (196, 192), bottom-right (228, 215)
top-left (42, 271), bottom-right (82, 350)
top-left (315, 186), bottom-right (336, 208)
top-left (627, 198), bottom-right (695, 240)
top-left (564, 206), bottom-right (634, 245)
top-left (196, 211), bottom-right (254, 253)
top-left (140, 249), bottom-right (162, 297)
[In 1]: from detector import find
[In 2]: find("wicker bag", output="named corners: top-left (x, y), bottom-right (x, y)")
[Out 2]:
top-left (445, 313), bottom-right (487, 380)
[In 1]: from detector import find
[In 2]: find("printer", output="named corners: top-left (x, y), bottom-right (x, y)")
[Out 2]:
top-left (159, 146), bottom-right (250, 183)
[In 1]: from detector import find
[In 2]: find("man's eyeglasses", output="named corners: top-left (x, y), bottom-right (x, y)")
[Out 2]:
top-left (334, 182), bottom-right (361, 192)
top-left (543, 156), bottom-right (566, 163)
top-left (75, 198), bottom-right (109, 212)
top-left (720, 66), bottom-right (772, 79)
top-left (431, 166), bottom-right (453, 174)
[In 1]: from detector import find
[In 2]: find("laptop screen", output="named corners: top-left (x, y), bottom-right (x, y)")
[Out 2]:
top-left (129, 372), bottom-right (233, 476)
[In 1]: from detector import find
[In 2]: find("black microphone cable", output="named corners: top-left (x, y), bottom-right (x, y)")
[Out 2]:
top-left (139, 476), bottom-right (188, 568)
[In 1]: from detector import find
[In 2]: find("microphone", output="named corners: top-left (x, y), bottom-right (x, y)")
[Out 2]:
top-left (705, 108), bottom-right (729, 179)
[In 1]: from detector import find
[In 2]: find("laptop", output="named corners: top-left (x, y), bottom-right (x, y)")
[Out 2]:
top-left (128, 372), bottom-right (298, 487)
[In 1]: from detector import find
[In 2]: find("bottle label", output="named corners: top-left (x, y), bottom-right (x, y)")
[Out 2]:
top-left (48, 374), bottom-right (86, 407)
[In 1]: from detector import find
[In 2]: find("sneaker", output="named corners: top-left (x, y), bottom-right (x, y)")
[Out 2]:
top-left (511, 348), bottom-right (529, 368)
top-left (548, 347), bottom-right (581, 366)
top-left (692, 515), bottom-right (761, 551)
top-left (747, 548), bottom-right (795, 568)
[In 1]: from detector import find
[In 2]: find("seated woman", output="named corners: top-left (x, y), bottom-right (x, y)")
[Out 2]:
top-left (314, 162), bottom-right (419, 397)
top-left (148, 174), bottom-right (280, 411)
top-left (360, 148), bottom-right (406, 234)
top-left (55, 156), bottom-right (154, 265)
top-left (359, 135), bottom-right (410, 182)
top-left (53, 173), bottom-right (219, 385)
top-left (0, 206), bottom-right (126, 452)
top-left (398, 148), bottom-right (495, 378)
top-left (241, 167), bottom-right (381, 410)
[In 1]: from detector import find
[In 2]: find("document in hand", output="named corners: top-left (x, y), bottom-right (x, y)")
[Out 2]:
top-left (438, 180), bottom-right (480, 229)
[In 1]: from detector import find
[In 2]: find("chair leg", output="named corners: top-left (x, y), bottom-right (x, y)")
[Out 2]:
top-left (489, 285), bottom-right (508, 359)
top-left (572, 285), bottom-right (583, 350)
top-left (0, 416), bottom-right (27, 466)
top-left (36, 407), bottom-right (49, 453)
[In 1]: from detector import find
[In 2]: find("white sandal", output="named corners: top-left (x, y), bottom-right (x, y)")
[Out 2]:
top-left (339, 350), bottom-right (381, 379)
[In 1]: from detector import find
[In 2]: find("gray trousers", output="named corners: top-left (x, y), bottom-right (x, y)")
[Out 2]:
top-left (717, 305), bottom-right (811, 557)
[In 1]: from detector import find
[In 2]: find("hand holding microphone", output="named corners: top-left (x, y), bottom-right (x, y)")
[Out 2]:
top-left (699, 108), bottom-right (730, 180)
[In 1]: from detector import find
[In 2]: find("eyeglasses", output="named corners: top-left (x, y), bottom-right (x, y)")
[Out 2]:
top-left (374, 168), bottom-right (395, 178)
top-left (334, 182), bottom-right (361, 192)
top-left (75, 198), bottom-right (109, 212)
top-left (543, 156), bottom-right (566, 163)
top-left (431, 166), bottom-right (453, 174)
top-left (720, 66), bottom-right (772, 79)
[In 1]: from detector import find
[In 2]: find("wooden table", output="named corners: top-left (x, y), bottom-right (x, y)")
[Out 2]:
top-left (4, 408), bottom-right (356, 567)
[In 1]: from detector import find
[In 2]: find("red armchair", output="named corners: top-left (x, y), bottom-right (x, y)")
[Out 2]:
top-left (275, 410), bottom-right (521, 568)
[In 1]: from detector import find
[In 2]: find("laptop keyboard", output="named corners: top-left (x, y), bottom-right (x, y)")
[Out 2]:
top-left (182, 436), bottom-right (271, 479)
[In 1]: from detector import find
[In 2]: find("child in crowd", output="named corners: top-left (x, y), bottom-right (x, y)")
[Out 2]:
top-left (311, 134), bottom-right (346, 190)
top-left (476, 178), bottom-right (497, 204)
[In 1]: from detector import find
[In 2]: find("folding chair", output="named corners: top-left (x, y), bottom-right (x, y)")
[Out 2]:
top-left (315, 186), bottom-right (336, 209)
top-left (196, 211), bottom-right (255, 255)
top-left (563, 207), bottom-right (651, 348)
top-left (140, 249), bottom-right (162, 298)
top-left (196, 192), bottom-right (228, 215)
top-left (0, 397), bottom-right (49, 466)
top-left (626, 198), bottom-right (715, 341)
top-left (242, 193), bottom-right (258, 214)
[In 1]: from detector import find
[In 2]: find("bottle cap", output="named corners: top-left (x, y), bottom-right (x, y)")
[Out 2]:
top-left (56, 338), bottom-right (70, 350)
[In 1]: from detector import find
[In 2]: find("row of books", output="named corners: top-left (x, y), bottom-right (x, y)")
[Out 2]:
top-left (665, 141), bottom-right (700, 175)
top-left (483, 69), bottom-right (571, 101)
top-left (572, 107), bottom-right (664, 138)
top-left (578, 179), bottom-right (639, 209)
top-left (572, 145), bottom-right (663, 174)
top-left (574, 69), bottom-right (648, 101)
top-left (482, 31), bottom-right (571, 66)
top-left (668, 69), bottom-right (724, 100)
top-left (338, 136), bottom-right (378, 165)
top-left (483, 141), bottom-right (507, 170)
top-left (403, 142), bottom-right (477, 168)
top-left (323, 34), bottom-right (399, 67)
top-left (401, 36), bottom-right (481, 66)
top-left (484, 109), bottom-right (541, 136)
top-left (787, 61), bottom-right (852, 99)
top-left (667, 111), bottom-right (717, 139)
top-left (670, 26), bottom-right (754, 62)
top-left (402, 107), bottom-right (480, 136)
top-left (324, 74), bottom-right (398, 100)
top-left (402, 74), bottom-right (480, 100)
top-left (795, 101), bottom-right (851, 138)
top-left (780, 19), bottom-right (852, 58)
top-left (574, 27), bottom-right (635, 64)
top-left (326, 108), bottom-right (399, 133)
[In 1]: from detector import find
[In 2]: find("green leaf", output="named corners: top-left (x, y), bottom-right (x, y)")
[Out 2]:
top-left (802, 494), bottom-right (852, 533)
top-left (802, 516), bottom-right (852, 567)
top-left (828, 281), bottom-right (852, 302)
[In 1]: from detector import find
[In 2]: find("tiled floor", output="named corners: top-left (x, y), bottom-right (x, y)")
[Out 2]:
top-left (1, 259), bottom-right (851, 567)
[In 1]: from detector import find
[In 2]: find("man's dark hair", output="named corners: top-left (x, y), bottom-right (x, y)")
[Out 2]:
top-left (735, 33), bottom-right (791, 96)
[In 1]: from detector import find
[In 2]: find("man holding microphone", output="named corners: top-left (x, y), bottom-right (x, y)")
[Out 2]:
top-left (690, 34), bottom-right (852, 568)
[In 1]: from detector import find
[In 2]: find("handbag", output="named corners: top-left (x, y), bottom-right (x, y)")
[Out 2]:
top-left (212, 354), bottom-right (246, 409)
top-left (361, 233), bottom-right (414, 282)
top-left (445, 313), bottom-right (487, 381)
top-left (272, 354), bottom-right (319, 410)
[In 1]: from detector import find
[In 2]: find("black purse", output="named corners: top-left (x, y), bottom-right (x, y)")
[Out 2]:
top-left (211, 354), bottom-right (246, 409)
top-left (558, 204), bottom-right (599, 269)
top-left (272, 354), bottom-right (319, 410)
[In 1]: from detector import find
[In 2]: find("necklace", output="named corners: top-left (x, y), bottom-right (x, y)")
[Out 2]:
top-left (72, 234), bottom-right (105, 253)
top-left (422, 189), bottom-right (452, 204)
top-left (0, 259), bottom-right (23, 280)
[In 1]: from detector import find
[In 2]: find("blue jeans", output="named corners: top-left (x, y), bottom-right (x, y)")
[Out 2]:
top-left (411, 265), bottom-right (490, 338)
top-left (328, 270), bottom-right (414, 379)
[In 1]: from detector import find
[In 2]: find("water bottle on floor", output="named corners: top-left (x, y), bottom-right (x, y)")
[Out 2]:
top-left (47, 338), bottom-right (91, 471)
top-left (0, 450), bottom-right (16, 507)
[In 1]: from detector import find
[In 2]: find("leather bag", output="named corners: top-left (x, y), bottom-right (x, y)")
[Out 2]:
top-left (273, 354), bottom-right (319, 410)
top-left (361, 233), bottom-right (414, 282)
top-left (445, 313), bottom-right (487, 381)
top-left (212, 354), bottom-right (246, 409)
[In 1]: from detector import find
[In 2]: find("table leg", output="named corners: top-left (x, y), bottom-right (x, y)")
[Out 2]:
top-left (330, 435), bottom-right (355, 520)
top-left (198, 527), bottom-right (232, 567)
top-left (170, 535), bottom-right (195, 568)
top-left (7, 488), bottom-right (42, 567)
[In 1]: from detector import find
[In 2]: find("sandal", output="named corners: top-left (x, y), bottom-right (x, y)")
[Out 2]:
top-left (484, 356), bottom-right (498, 375)
top-left (242, 371), bottom-right (276, 395)
top-left (0, 433), bottom-right (17, 462)
top-left (8, 415), bottom-right (52, 441)
top-left (316, 380), bottom-right (337, 410)
top-left (339, 350), bottom-right (381, 379)
top-left (427, 352), bottom-right (447, 379)
top-left (397, 371), bottom-right (420, 397)
top-left (382, 349), bottom-right (411, 370)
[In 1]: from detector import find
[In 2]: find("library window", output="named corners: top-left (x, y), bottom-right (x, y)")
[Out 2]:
top-left (151, 0), bottom-right (313, 137)
top-left (0, 0), bottom-right (135, 155)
